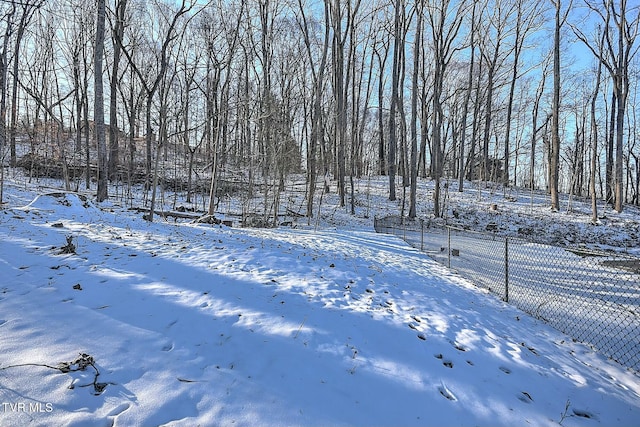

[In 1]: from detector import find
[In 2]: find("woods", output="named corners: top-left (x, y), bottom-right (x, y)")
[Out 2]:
top-left (0, 0), bottom-right (639, 221)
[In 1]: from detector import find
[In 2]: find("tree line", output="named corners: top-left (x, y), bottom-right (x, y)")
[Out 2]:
top-left (0, 0), bottom-right (639, 223)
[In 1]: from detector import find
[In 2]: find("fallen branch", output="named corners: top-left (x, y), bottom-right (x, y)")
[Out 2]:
top-left (294, 316), bottom-right (307, 339)
top-left (286, 208), bottom-right (307, 218)
top-left (0, 352), bottom-right (112, 395)
top-left (57, 236), bottom-right (76, 255)
top-left (128, 207), bottom-right (203, 220)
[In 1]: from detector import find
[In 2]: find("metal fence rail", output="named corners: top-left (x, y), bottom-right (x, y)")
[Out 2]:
top-left (374, 215), bottom-right (640, 372)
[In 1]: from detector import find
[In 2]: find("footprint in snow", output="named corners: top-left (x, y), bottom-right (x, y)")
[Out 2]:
top-left (161, 342), bottom-right (174, 352)
top-left (499, 366), bottom-right (512, 374)
top-left (453, 343), bottom-right (467, 352)
top-left (434, 353), bottom-right (453, 368)
top-left (572, 409), bottom-right (596, 420)
top-left (107, 402), bottom-right (131, 417)
top-left (438, 383), bottom-right (457, 401)
top-left (518, 391), bottom-right (533, 403)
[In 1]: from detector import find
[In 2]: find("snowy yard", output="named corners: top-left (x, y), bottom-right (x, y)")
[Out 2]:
top-left (385, 223), bottom-right (640, 371)
top-left (1, 178), bottom-right (639, 426)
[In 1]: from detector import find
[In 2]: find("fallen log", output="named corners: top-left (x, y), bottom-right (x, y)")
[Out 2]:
top-left (128, 207), bottom-right (203, 220)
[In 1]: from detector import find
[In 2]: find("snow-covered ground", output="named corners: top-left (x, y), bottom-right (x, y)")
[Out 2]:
top-left (1, 174), bottom-right (639, 426)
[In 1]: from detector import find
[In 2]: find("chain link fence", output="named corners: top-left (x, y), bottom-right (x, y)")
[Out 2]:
top-left (374, 215), bottom-right (640, 372)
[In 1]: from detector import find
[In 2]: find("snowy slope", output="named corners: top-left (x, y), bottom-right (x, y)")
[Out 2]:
top-left (0, 179), bottom-right (639, 426)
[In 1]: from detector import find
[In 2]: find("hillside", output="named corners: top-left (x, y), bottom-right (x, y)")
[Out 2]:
top-left (0, 174), bottom-right (639, 426)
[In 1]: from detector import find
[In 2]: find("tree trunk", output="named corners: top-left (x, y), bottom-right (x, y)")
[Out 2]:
top-left (590, 49), bottom-right (603, 224)
top-left (376, 46), bottom-right (388, 176)
top-left (109, 0), bottom-right (127, 179)
top-left (298, 0), bottom-right (330, 218)
top-left (606, 91), bottom-right (615, 205)
top-left (481, 42), bottom-right (499, 183)
top-left (0, 6), bottom-right (13, 204)
top-left (549, 0), bottom-right (562, 212)
top-left (95, 0), bottom-right (108, 202)
top-left (459, 0), bottom-right (477, 192)
top-left (83, 68), bottom-right (90, 189)
top-left (388, 0), bottom-right (402, 202)
top-left (409, 0), bottom-right (423, 218)
top-left (427, 0), bottom-right (465, 217)
top-left (11, 3), bottom-right (41, 167)
top-left (332, 0), bottom-right (346, 207)
top-left (613, 3), bottom-right (626, 213)
top-left (503, 2), bottom-right (523, 188)
top-left (0, 6), bottom-right (14, 200)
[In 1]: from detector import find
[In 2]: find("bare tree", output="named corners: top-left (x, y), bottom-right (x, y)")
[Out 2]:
top-left (387, 0), bottom-right (402, 202)
top-left (373, 29), bottom-right (391, 177)
top-left (175, 32), bottom-right (202, 205)
top-left (115, 0), bottom-right (192, 189)
top-left (408, 0), bottom-right (423, 218)
top-left (590, 39), bottom-right (604, 223)
top-left (114, 0), bottom-right (194, 220)
top-left (0, 2), bottom-right (15, 205)
top-left (527, 55), bottom-right (550, 191)
top-left (18, 5), bottom-right (80, 190)
top-left (573, 0), bottom-right (640, 212)
top-left (95, 0), bottom-right (108, 202)
top-left (108, 0), bottom-right (128, 179)
top-left (9, 1), bottom-right (42, 168)
top-left (330, 0), bottom-right (345, 206)
top-left (297, 0), bottom-right (330, 218)
top-left (478, 0), bottom-right (514, 184)
top-left (426, 0), bottom-right (466, 217)
top-left (457, 0), bottom-right (478, 193)
top-left (53, 0), bottom-right (95, 190)
top-left (196, 2), bottom-right (239, 215)
top-left (347, 5), bottom-right (376, 215)
top-left (147, 1), bottom-right (195, 221)
top-left (503, 0), bottom-right (543, 188)
top-left (549, 0), bottom-right (571, 212)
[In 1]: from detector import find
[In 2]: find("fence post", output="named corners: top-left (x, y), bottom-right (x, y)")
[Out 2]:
top-left (403, 218), bottom-right (406, 241)
top-left (504, 237), bottom-right (509, 302)
top-left (420, 219), bottom-right (424, 251)
top-left (447, 227), bottom-right (451, 269)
